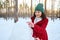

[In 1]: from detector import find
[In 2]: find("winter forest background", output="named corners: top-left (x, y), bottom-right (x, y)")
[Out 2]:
top-left (0, 0), bottom-right (60, 40)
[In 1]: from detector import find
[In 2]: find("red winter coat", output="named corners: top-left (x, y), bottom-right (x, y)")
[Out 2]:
top-left (31, 17), bottom-right (48, 40)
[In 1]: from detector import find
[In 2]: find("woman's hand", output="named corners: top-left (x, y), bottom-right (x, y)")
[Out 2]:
top-left (27, 22), bottom-right (34, 28)
top-left (34, 37), bottom-right (40, 40)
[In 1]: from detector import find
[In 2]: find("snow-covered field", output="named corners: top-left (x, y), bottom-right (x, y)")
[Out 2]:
top-left (0, 17), bottom-right (60, 40)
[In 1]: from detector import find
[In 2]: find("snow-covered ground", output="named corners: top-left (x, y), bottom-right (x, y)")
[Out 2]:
top-left (0, 17), bottom-right (60, 40)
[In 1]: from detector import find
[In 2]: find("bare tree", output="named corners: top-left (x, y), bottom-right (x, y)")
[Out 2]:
top-left (51, 0), bottom-right (55, 21)
top-left (5, 0), bottom-right (9, 14)
top-left (39, 0), bottom-right (40, 3)
top-left (31, 0), bottom-right (32, 16)
top-left (44, 0), bottom-right (47, 15)
top-left (14, 0), bottom-right (18, 23)
top-left (58, 0), bottom-right (60, 19)
top-left (0, 1), bottom-right (3, 13)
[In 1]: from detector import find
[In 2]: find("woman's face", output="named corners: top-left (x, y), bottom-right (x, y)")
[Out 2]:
top-left (35, 11), bottom-right (42, 18)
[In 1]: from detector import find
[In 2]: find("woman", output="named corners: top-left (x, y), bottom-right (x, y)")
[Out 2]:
top-left (27, 3), bottom-right (48, 40)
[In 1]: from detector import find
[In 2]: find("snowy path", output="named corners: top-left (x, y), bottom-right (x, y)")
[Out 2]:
top-left (0, 18), bottom-right (60, 40)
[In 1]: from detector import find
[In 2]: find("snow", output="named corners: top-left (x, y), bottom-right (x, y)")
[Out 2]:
top-left (47, 18), bottom-right (60, 40)
top-left (0, 18), bottom-right (60, 40)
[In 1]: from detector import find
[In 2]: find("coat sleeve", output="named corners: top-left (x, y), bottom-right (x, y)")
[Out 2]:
top-left (33, 18), bottom-right (48, 33)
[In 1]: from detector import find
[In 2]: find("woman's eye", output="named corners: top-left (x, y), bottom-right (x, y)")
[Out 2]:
top-left (35, 12), bottom-right (37, 13)
top-left (38, 12), bottom-right (40, 13)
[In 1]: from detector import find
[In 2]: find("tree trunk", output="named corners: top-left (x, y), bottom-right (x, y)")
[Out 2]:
top-left (31, 0), bottom-right (32, 16)
top-left (39, 0), bottom-right (40, 3)
top-left (44, 0), bottom-right (47, 15)
top-left (14, 0), bottom-right (18, 23)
